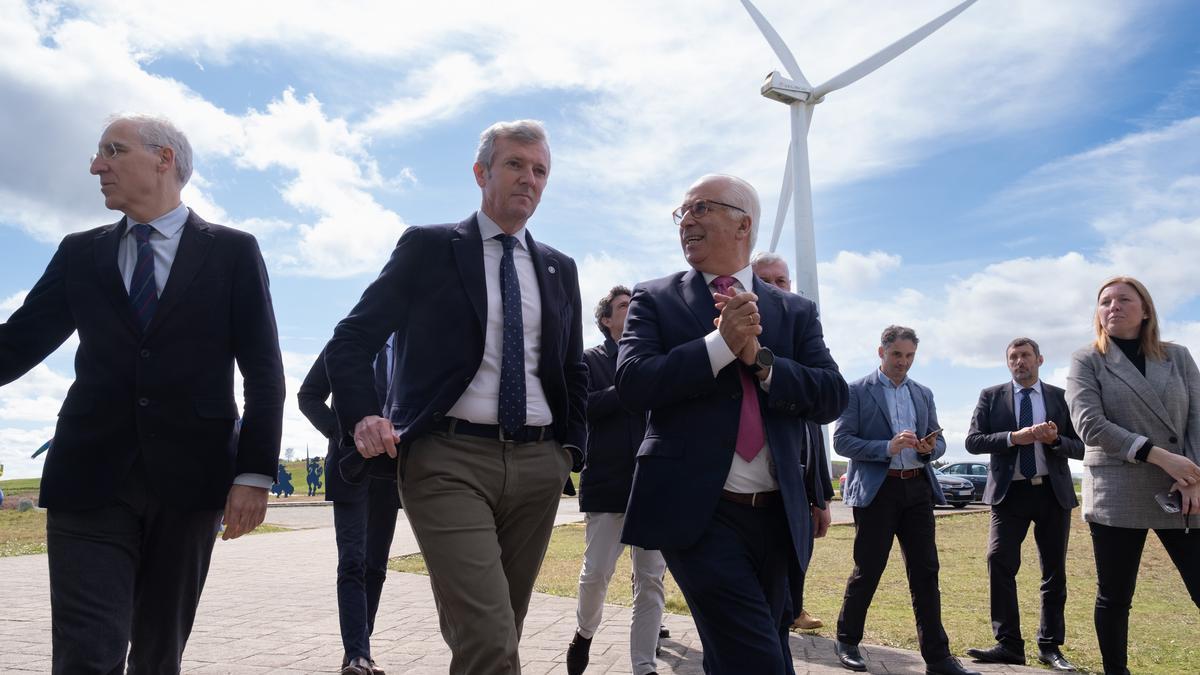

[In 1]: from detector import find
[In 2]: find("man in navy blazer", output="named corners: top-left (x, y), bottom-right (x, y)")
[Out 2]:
top-left (964, 337), bottom-right (1083, 672)
top-left (617, 174), bottom-right (847, 674)
top-left (833, 326), bottom-right (979, 675)
top-left (325, 120), bottom-right (586, 674)
top-left (0, 115), bottom-right (285, 673)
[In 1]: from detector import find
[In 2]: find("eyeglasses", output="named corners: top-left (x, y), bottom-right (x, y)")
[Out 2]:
top-left (90, 142), bottom-right (163, 164)
top-left (672, 199), bottom-right (746, 225)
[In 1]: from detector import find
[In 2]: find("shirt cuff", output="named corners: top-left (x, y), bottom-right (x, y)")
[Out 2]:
top-left (1007, 431), bottom-right (1015, 447)
top-left (704, 330), bottom-right (738, 378)
top-left (759, 366), bottom-right (773, 392)
top-left (233, 473), bottom-right (274, 490)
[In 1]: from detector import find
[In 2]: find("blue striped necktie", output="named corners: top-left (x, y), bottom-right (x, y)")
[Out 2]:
top-left (1018, 387), bottom-right (1037, 478)
top-left (495, 234), bottom-right (526, 436)
top-left (128, 223), bottom-right (158, 331)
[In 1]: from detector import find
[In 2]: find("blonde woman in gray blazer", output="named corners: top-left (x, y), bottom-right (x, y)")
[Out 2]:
top-left (1066, 276), bottom-right (1200, 675)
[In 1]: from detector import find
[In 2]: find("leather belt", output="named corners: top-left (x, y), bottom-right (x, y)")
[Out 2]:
top-left (887, 468), bottom-right (922, 480)
top-left (721, 489), bottom-right (781, 508)
top-left (434, 417), bottom-right (554, 444)
top-left (1016, 476), bottom-right (1045, 486)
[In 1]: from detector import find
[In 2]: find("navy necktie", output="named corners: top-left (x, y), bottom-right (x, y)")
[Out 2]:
top-left (1018, 387), bottom-right (1037, 479)
top-left (128, 223), bottom-right (158, 332)
top-left (495, 234), bottom-right (526, 435)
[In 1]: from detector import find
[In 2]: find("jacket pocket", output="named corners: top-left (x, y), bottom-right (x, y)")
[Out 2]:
top-left (636, 435), bottom-right (682, 459)
top-left (194, 398), bottom-right (239, 419)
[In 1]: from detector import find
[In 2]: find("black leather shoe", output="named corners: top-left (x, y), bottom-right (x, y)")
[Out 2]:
top-left (1038, 647), bottom-right (1077, 672)
top-left (566, 631), bottom-right (591, 675)
top-left (926, 656), bottom-right (982, 675)
top-left (659, 625), bottom-right (670, 639)
top-left (965, 643), bottom-right (1025, 664)
top-left (834, 642), bottom-right (867, 672)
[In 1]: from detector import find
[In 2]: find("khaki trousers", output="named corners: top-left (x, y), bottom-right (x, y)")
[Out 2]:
top-left (400, 430), bottom-right (572, 675)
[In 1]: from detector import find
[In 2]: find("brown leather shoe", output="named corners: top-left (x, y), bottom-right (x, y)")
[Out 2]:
top-left (342, 657), bottom-right (373, 675)
top-left (791, 609), bottom-right (823, 630)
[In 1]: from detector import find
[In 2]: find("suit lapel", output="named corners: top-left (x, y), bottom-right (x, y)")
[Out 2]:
top-left (999, 382), bottom-right (1017, 430)
top-left (866, 375), bottom-right (895, 436)
top-left (525, 230), bottom-right (561, 348)
top-left (147, 211), bottom-right (213, 337)
top-left (93, 218), bottom-right (139, 336)
top-left (1104, 348), bottom-right (1177, 434)
top-left (678, 269), bottom-right (717, 335)
top-left (451, 216), bottom-right (487, 335)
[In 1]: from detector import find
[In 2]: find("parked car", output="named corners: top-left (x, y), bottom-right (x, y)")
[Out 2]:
top-left (940, 461), bottom-right (989, 502)
top-left (933, 467), bottom-right (974, 508)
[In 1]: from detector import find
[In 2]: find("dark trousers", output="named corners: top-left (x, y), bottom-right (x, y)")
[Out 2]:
top-left (332, 477), bottom-right (401, 663)
top-left (662, 499), bottom-right (793, 675)
top-left (987, 479), bottom-right (1071, 651)
top-left (46, 476), bottom-right (222, 674)
top-left (837, 476), bottom-right (950, 664)
top-left (1089, 522), bottom-right (1200, 674)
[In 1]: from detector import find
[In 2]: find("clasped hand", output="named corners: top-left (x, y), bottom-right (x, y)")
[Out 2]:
top-left (713, 291), bottom-right (762, 368)
top-left (1012, 421), bottom-right (1058, 446)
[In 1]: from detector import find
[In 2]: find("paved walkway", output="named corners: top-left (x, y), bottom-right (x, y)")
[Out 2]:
top-left (0, 499), bottom-right (1034, 674)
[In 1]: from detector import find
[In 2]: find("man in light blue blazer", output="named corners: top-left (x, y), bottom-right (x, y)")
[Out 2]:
top-left (832, 326), bottom-right (978, 675)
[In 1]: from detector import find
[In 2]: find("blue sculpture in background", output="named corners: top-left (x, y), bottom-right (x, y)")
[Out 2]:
top-left (307, 456), bottom-right (324, 496)
top-left (272, 463), bottom-right (294, 498)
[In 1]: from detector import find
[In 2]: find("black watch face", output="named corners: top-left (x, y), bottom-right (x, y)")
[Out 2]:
top-left (757, 348), bottom-right (774, 368)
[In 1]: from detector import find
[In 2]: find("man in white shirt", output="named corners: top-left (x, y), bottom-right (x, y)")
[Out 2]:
top-left (615, 174), bottom-right (847, 673)
top-left (325, 120), bottom-right (587, 675)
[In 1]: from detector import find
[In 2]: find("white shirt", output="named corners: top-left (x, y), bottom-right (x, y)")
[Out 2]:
top-left (446, 210), bottom-right (552, 427)
top-left (1007, 379), bottom-right (1048, 479)
top-left (116, 202), bottom-right (273, 490)
top-left (698, 266), bottom-right (777, 493)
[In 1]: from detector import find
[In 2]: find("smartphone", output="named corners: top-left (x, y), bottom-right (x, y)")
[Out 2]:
top-left (921, 428), bottom-right (944, 444)
top-left (1155, 491), bottom-right (1182, 514)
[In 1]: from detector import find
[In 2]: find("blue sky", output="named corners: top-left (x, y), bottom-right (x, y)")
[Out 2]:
top-left (2, 0), bottom-right (1199, 479)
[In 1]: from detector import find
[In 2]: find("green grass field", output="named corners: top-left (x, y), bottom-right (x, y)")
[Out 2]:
top-left (391, 511), bottom-right (1197, 674)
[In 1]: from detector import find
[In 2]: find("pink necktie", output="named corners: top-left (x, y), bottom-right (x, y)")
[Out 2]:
top-left (712, 275), bottom-right (765, 462)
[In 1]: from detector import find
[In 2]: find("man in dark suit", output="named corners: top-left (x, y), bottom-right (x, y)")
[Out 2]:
top-left (616, 174), bottom-right (847, 674)
top-left (298, 342), bottom-right (400, 675)
top-left (833, 326), bottom-right (978, 675)
top-left (964, 337), bottom-right (1083, 672)
top-left (0, 114), bottom-right (285, 673)
top-left (565, 285), bottom-right (665, 675)
top-left (324, 120), bottom-right (586, 674)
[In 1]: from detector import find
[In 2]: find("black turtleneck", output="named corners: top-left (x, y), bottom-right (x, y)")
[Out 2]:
top-left (1111, 335), bottom-right (1146, 376)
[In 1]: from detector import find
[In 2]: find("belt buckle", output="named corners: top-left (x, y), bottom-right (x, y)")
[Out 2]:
top-left (1031, 476), bottom-right (1043, 486)
top-left (751, 492), bottom-right (760, 507)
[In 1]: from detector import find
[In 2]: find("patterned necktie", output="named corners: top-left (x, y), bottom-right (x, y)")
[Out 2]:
top-left (1018, 387), bottom-right (1037, 479)
top-left (712, 275), bottom-right (765, 462)
top-left (495, 234), bottom-right (527, 435)
top-left (128, 223), bottom-right (158, 332)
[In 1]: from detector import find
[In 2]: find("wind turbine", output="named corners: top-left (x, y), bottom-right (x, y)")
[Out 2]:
top-left (740, 0), bottom-right (979, 305)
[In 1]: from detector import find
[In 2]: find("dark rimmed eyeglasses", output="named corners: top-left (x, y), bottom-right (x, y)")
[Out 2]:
top-left (90, 142), bottom-right (163, 164)
top-left (672, 199), bottom-right (746, 225)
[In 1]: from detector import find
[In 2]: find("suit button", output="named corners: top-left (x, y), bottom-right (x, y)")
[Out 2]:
top-left (432, 411), bottom-right (444, 421)
top-left (140, 349), bottom-right (150, 358)
top-left (138, 397), bottom-right (150, 407)
top-left (1169, 436), bottom-right (1178, 444)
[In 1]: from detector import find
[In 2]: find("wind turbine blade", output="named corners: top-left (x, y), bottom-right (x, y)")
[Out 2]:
top-left (768, 144), bottom-right (793, 252)
top-left (811, 0), bottom-right (978, 100)
top-left (739, 0), bottom-right (811, 89)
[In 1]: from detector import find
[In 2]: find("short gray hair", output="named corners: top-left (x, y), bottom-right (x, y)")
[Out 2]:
top-left (475, 119), bottom-right (549, 170)
top-left (880, 325), bottom-right (919, 348)
top-left (107, 114), bottom-right (193, 187)
top-left (693, 174), bottom-right (761, 248)
top-left (751, 250), bottom-right (786, 271)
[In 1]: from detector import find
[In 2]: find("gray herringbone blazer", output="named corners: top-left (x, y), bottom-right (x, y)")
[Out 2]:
top-left (1066, 341), bottom-right (1200, 528)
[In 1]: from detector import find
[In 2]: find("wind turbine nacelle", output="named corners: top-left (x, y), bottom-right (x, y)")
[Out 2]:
top-left (760, 71), bottom-right (811, 104)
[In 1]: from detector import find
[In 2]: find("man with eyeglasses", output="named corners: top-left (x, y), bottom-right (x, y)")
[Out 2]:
top-left (325, 120), bottom-right (586, 674)
top-left (0, 114), bottom-right (285, 673)
top-left (615, 174), bottom-right (848, 673)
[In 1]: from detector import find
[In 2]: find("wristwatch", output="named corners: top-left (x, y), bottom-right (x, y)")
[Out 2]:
top-left (751, 347), bottom-right (774, 373)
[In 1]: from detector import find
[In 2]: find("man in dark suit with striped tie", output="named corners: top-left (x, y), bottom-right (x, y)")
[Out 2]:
top-left (0, 114), bottom-right (285, 673)
top-left (965, 338), bottom-right (1083, 671)
top-left (325, 120), bottom-right (586, 674)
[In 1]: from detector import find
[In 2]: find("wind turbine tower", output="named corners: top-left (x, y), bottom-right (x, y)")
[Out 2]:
top-left (740, 0), bottom-right (979, 306)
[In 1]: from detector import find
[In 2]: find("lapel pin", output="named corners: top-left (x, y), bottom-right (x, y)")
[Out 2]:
top-left (548, 265), bottom-right (556, 274)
